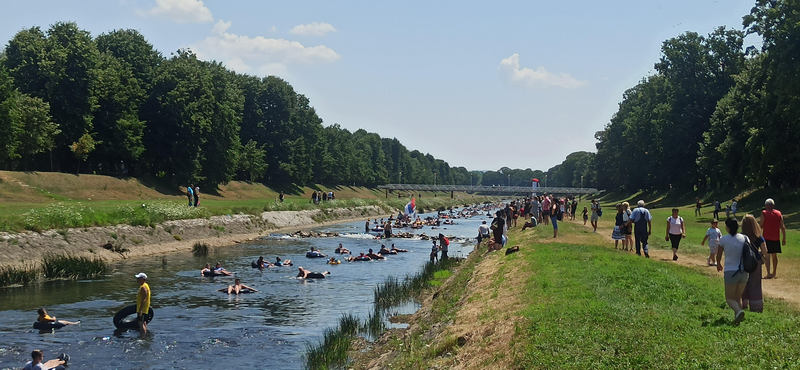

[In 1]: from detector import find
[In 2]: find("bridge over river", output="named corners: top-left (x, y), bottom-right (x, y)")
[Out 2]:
top-left (377, 184), bottom-right (600, 198)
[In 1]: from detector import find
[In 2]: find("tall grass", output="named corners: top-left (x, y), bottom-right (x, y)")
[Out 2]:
top-left (0, 265), bottom-right (38, 286)
top-left (21, 201), bottom-right (210, 232)
top-left (192, 242), bottom-right (210, 257)
top-left (305, 258), bottom-right (462, 369)
top-left (42, 255), bottom-right (108, 279)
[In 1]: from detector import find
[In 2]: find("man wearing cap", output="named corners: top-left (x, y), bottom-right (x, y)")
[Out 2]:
top-left (759, 199), bottom-right (786, 279)
top-left (135, 272), bottom-right (151, 335)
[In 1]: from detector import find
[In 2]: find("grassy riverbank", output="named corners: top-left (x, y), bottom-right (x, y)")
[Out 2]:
top-left (0, 170), bottom-right (489, 232)
top-left (352, 211), bottom-right (800, 368)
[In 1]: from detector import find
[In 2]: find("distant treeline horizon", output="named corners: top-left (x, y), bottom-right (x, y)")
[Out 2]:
top-left (0, 22), bottom-right (593, 190)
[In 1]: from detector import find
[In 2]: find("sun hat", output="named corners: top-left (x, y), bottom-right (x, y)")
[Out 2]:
top-left (134, 272), bottom-right (147, 279)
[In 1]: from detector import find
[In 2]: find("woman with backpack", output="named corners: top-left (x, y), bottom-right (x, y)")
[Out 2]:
top-left (665, 208), bottom-right (686, 261)
top-left (716, 217), bottom-right (749, 324)
top-left (740, 214), bottom-right (769, 312)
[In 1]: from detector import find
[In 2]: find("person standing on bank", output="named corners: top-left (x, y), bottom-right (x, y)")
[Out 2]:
top-left (665, 208), bottom-right (686, 261)
top-left (630, 200), bottom-right (652, 258)
top-left (716, 218), bottom-right (748, 324)
top-left (439, 234), bottom-right (449, 260)
top-left (135, 272), bottom-right (151, 335)
top-left (187, 184), bottom-right (194, 207)
top-left (759, 198), bottom-right (786, 279)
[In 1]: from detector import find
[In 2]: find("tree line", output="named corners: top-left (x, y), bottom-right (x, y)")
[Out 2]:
top-left (593, 0), bottom-right (799, 192)
top-left (0, 23), bottom-right (479, 188)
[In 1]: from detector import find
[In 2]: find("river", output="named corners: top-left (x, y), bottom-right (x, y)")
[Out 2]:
top-left (0, 206), bottom-right (496, 369)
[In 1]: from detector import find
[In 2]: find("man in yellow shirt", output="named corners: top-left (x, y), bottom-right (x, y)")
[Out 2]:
top-left (135, 272), bottom-right (151, 335)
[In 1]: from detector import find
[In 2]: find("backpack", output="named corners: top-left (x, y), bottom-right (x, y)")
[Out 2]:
top-left (738, 236), bottom-right (761, 274)
top-left (597, 206), bottom-right (603, 217)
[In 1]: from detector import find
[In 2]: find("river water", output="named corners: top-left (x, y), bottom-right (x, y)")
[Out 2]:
top-left (0, 206), bottom-right (496, 369)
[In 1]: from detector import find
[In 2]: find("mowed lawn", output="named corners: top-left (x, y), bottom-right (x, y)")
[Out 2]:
top-left (508, 221), bottom-right (800, 368)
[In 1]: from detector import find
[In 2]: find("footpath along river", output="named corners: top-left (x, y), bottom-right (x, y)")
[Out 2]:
top-left (0, 207), bottom-right (495, 369)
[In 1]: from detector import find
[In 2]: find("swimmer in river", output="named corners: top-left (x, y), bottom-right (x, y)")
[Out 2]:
top-left (327, 257), bottom-right (341, 264)
top-left (213, 262), bottom-right (232, 276)
top-left (275, 257), bottom-right (293, 266)
top-left (391, 244), bottom-right (408, 253)
top-left (37, 307), bottom-right (79, 327)
top-left (335, 243), bottom-right (351, 254)
top-left (201, 263), bottom-right (212, 276)
top-left (348, 253), bottom-right (371, 262)
top-left (297, 267), bottom-right (330, 279)
top-left (255, 256), bottom-right (271, 269)
top-left (367, 248), bottom-right (385, 260)
top-left (220, 278), bottom-right (258, 294)
top-left (379, 244), bottom-right (396, 255)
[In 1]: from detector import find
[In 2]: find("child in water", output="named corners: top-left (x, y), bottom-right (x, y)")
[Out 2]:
top-left (430, 241), bottom-right (439, 263)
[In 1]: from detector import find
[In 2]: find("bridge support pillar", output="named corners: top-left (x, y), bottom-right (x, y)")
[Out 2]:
top-left (451, 191), bottom-right (454, 199)
top-left (385, 189), bottom-right (388, 198)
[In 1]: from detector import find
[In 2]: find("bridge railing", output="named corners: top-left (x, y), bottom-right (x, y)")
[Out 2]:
top-left (377, 184), bottom-right (599, 194)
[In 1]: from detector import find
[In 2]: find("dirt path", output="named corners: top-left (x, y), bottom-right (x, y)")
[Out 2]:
top-left (576, 219), bottom-right (800, 308)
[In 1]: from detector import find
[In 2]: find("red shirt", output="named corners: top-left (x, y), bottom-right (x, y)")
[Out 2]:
top-left (761, 209), bottom-right (782, 241)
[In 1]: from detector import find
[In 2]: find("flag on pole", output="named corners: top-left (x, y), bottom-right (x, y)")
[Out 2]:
top-left (404, 198), bottom-right (416, 216)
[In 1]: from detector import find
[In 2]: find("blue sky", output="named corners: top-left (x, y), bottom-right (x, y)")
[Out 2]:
top-left (0, 0), bottom-right (758, 171)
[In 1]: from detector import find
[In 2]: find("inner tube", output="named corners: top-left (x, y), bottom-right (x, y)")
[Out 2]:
top-left (354, 257), bottom-right (370, 261)
top-left (219, 288), bottom-right (256, 294)
top-left (32, 321), bottom-right (66, 330)
top-left (113, 305), bottom-right (154, 330)
top-left (306, 272), bottom-right (326, 279)
top-left (306, 252), bottom-right (325, 258)
top-left (327, 260), bottom-right (341, 265)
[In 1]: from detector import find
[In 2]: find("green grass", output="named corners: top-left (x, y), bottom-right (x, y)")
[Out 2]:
top-left (41, 255), bottom-right (108, 280)
top-left (511, 228), bottom-right (800, 368)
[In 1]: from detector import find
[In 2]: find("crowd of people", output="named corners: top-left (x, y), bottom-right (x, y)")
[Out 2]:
top-left (311, 190), bottom-right (336, 204)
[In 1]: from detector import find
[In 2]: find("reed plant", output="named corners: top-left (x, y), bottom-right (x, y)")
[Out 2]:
top-left (0, 265), bottom-right (39, 286)
top-left (305, 314), bottom-right (360, 370)
top-left (42, 255), bottom-right (108, 279)
top-left (192, 242), bottom-right (210, 257)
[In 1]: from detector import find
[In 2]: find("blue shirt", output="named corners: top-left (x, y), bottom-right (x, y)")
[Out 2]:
top-left (630, 207), bottom-right (652, 230)
top-left (188, 187), bottom-right (194, 195)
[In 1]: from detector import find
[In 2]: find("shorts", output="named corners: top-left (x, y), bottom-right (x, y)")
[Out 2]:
top-left (542, 210), bottom-right (551, 217)
top-left (708, 243), bottom-right (718, 254)
top-left (765, 239), bottom-right (782, 254)
top-left (724, 270), bottom-right (749, 285)
top-left (591, 214), bottom-right (599, 222)
top-left (669, 234), bottom-right (682, 249)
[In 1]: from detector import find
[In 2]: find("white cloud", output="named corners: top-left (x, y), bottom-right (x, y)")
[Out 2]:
top-left (499, 53), bottom-right (586, 89)
top-left (289, 22), bottom-right (337, 36)
top-left (191, 20), bottom-right (340, 77)
top-left (146, 0), bottom-right (213, 23)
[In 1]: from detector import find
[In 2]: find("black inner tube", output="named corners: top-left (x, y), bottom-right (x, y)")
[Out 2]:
top-left (32, 321), bottom-right (65, 330)
top-left (113, 304), bottom-right (154, 330)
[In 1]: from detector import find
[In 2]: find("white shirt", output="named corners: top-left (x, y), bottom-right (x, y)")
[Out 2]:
top-left (478, 224), bottom-right (490, 236)
top-left (705, 227), bottom-right (721, 247)
top-left (667, 216), bottom-right (683, 235)
top-left (719, 233), bottom-right (746, 272)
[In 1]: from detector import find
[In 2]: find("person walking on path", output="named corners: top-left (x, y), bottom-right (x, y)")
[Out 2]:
top-left (550, 201), bottom-right (559, 238)
top-left (716, 217), bottom-right (749, 324)
top-left (759, 198), bottom-right (786, 279)
top-left (612, 204), bottom-right (625, 249)
top-left (665, 208), bottom-right (686, 261)
top-left (582, 206), bottom-right (588, 225)
top-left (135, 272), bottom-right (151, 336)
top-left (621, 202), bottom-right (633, 252)
top-left (731, 200), bottom-right (738, 218)
top-left (713, 200), bottom-right (721, 220)
top-left (741, 214), bottom-right (768, 312)
top-left (590, 200), bottom-right (600, 232)
top-left (630, 200), bottom-right (652, 258)
top-left (701, 219), bottom-right (722, 266)
top-left (695, 198), bottom-right (702, 217)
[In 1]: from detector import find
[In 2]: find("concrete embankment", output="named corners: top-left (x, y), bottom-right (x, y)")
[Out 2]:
top-left (0, 206), bottom-right (389, 270)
